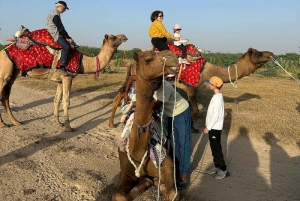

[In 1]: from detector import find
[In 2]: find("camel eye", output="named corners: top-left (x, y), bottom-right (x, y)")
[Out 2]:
top-left (144, 57), bottom-right (152, 63)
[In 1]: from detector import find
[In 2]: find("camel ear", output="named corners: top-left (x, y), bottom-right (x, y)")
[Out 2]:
top-left (133, 52), bottom-right (139, 62)
top-left (104, 34), bottom-right (108, 40)
top-left (247, 48), bottom-right (253, 53)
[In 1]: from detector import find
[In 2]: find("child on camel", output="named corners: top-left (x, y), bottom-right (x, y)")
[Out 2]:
top-left (173, 24), bottom-right (190, 65)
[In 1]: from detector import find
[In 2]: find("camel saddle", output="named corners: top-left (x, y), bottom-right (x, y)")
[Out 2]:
top-left (156, 42), bottom-right (207, 88)
top-left (4, 28), bottom-right (82, 77)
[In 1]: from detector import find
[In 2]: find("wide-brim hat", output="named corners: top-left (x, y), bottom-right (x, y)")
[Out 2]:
top-left (205, 76), bottom-right (223, 87)
top-left (55, 1), bottom-right (69, 10)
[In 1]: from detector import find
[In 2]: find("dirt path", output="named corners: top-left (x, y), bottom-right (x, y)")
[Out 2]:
top-left (0, 82), bottom-right (299, 201)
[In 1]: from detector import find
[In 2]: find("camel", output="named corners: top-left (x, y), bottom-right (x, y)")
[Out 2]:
top-left (0, 34), bottom-right (127, 132)
top-left (109, 48), bottom-right (275, 131)
top-left (113, 50), bottom-right (180, 201)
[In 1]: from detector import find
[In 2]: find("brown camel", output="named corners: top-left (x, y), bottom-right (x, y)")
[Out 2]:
top-left (113, 50), bottom-right (180, 201)
top-left (0, 34), bottom-right (127, 132)
top-left (109, 48), bottom-right (275, 130)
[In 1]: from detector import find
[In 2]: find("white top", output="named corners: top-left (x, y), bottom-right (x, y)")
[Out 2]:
top-left (205, 93), bottom-right (224, 130)
top-left (154, 81), bottom-right (189, 117)
top-left (173, 33), bottom-right (187, 46)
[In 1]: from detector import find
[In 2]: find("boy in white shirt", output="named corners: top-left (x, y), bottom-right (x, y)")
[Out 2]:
top-left (204, 76), bottom-right (230, 179)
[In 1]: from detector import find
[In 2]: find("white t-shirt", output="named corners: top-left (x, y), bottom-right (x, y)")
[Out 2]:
top-left (173, 32), bottom-right (187, 46)
top-left (205, 93), bottom-right (224, 130)
top-left (153, 81), bottom-right (189, 117)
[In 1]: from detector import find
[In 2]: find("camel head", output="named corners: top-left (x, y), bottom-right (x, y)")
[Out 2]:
top-left (244, 48), bottom-right (275, 70)
top-left (133, 50), bottom-right (179, 81)
top-left (102, 34), bottom-right (128, 49)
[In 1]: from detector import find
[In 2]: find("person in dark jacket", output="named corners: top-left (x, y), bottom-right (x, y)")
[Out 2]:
top-left (46, 1), bottom-right (79, 76)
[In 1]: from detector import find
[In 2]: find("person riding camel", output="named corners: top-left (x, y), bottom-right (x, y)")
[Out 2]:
top-left (46, 1), bottom-right (80, 76)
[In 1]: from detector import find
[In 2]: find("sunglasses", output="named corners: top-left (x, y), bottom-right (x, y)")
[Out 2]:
top-left (158, 15), bottom-right (164, 18)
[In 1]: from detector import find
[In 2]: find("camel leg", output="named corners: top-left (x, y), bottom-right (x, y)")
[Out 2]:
top-left (0, 70), bottom-right (21, 127)
top-left (112, 172), bottom-right (138, 201)
top-left (186, 88), bottom-right (201, 133)
top-left (109, 91), bottom-right (124, 128)
top-left (129, 177), bottom-right (153, 199)
top-left (53, 82), bottom-right (63, 127)
top-left (61, 76), bottom-right (74, 132)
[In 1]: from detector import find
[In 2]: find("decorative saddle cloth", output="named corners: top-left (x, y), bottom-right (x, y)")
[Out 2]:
top-left (156, 42), bottom-right (207, 88)
top-left (4, 29), bottom-right (82, 76)
top-left (119, 112), bottom-right (168, 167)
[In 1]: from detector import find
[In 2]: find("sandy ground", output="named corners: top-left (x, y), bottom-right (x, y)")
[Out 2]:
top-left (0, 80), bottom-right (299, 201)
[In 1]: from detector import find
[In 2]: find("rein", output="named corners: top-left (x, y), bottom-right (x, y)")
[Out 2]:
top-left (94, 56), bottom-right (101, 79)
top-left (271, 56), bottom-right (300, 84)
top-left (228, 64), bottom-right (238, 88)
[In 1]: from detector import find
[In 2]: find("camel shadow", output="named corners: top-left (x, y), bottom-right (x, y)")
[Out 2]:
top-left (0, 87), bottom-right (117, 168)
top-left (12, 81), bottom-right (121, 111)
top-left (7, 86), bottom-right (120, 127)
top-left (263, 132), bottom-right (300, 200)
top-left (95, 173), bottom-right (119, 201)
top-left (223, 92), bottom-right (261, 103)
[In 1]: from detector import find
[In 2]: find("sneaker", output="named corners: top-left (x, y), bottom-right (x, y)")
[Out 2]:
top-left (57, 68), bottom-right (68, 76)
top-left (182, 59), bottom-right (190, 65)
top-left (214, 169), bottom-right (230, 179)
top-left (176, 178), bottom-right (188, 190)
top-left (204, 166), bottom-right (219, 175)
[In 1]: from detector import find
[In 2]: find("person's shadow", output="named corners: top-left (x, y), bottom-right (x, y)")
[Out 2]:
top-left (263, 132), bottom-right (300, 200)
top-left (296, 102), bottom-right (300, 114)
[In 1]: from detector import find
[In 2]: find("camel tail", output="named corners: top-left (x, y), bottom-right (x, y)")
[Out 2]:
top-left (118, 62), bottom-right (136, 93)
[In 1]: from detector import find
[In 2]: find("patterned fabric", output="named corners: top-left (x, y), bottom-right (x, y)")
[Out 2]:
top-left (155, 42), bottom-right (206, 88)
top-left (166, 42), bottom-right (200, 57)
top-left (4, 29), bottom-right (82, 76)
top-left (178, 57), bottom-right (206, 88)
top-left (119, 113), bottom-right (168, 167)
top-left (29, 29), bottom-right (61, 49)
top-left (5, 44), bottom-right (54, 76)
top-left (156, 42), bottom-right (206, 88)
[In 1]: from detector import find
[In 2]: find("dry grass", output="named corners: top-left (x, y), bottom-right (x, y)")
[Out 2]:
top-left (195, 74), bottom-right (300, 147)
top-left (14, 69), bottom-right (300, 147)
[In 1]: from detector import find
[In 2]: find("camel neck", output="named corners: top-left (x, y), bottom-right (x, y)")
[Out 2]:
top-left (79, 47), bottom-right (115, 74)
top-left (128, 78), bottom-right (154, 158)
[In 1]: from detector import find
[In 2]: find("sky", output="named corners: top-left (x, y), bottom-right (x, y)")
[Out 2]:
top-left (0, 0), bottom-right (299, 55)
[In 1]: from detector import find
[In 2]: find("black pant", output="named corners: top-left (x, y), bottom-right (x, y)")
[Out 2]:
top-left (176, 44), bottom-right (187, 59)
top-left (151, 37), bottom-right (170, 51)
top-left (209, 129), bottom-right (227, 171)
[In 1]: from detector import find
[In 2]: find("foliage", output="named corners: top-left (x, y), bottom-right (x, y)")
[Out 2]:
top-left (1, 43), bottom-right (299, 78)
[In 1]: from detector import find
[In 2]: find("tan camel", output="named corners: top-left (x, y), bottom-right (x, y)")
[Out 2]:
top-left (109, 48), bottom-right (275, 130)
top-left (113, 50), bottom-right (180, 201)
top-left (0, 34), bottom-right (127, 132)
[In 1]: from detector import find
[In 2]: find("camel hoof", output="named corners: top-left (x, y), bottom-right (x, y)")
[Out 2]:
top-left (109, 123), bottom-right (116, 128)
top-left (64, 127), bottom-right (75, 132)
top-left (12, 121), bottom-right (22, 126)
top-left (0, 123), bottom-right (8, 128)
top-left (53, 122), bottom-right (64, 127)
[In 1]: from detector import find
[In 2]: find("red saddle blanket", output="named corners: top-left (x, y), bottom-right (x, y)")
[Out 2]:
top-left (5, 29), bottom-right (82, 76)
top-left (157, 42), bottom-right (206, 88)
